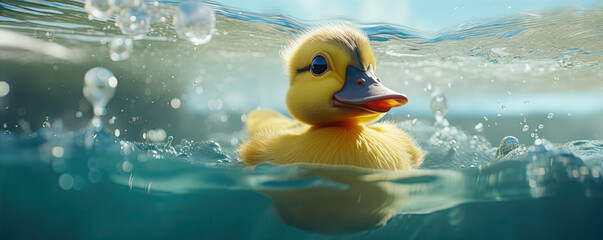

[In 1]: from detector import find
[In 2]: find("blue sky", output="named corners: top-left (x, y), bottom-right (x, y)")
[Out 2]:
top-left (213, 0), bottom-right (600, 33)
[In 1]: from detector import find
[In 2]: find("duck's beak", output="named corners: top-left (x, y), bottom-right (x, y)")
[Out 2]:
top-left (333, 65), bottom-right (408, 113)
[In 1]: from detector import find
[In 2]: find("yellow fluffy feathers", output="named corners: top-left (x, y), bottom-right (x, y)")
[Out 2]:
top-left (239, 25), bottom-right (423, 170)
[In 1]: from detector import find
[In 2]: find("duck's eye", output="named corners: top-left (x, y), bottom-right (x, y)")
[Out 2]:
top-left (311, 55), bottom-right (328, 75)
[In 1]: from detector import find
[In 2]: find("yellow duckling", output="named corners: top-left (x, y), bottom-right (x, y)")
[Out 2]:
top-left (239, 25), bottom-right (423, 170)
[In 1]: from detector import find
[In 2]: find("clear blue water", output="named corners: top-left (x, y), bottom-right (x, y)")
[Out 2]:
top-left (1, 1), bottom-right (603, 239)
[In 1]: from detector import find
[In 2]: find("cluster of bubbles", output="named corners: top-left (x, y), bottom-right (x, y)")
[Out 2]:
top-left (84, 0), bottom-right (216, 61)
top-left (429, 90), bottom-right (449, 128)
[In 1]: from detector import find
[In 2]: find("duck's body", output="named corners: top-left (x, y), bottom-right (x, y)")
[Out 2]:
top-left (240, 110), bottom-right (422, 170)
top-left (239, 25), bottom-right (423, 170)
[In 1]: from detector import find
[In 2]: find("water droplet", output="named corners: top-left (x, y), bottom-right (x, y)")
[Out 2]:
top-left (84, 0), bottom-right (113, 21)
top-left (538, 124), bottom-right (544, 129)
top-left (146, 129), bottom-right (167, 142)
top-left (122, 161), bottom-right (133, 172)
top-left (0, 81), bottom-right (9, 97)
top-left (496, 136), bottom-right (520, 159)
top-left (426, 83), bottom-right (432, 91)
top-left (522, 125), bottom-right (529, 132)
top-left (474, 122), bottom-right (483, 132)
top-left (520, 110), bottom-right (525, 116)
top-left (58, 173), bottom-right (74, 190)
top-left (83, 67), bottom-right (117, 117)
top-left (483, 116), bottom-right (488, 121)
top-left (51, 146), bottom-right (64, 158)
top-left (170, 98), bottom-right (181, 109)
top-left (109, 36), bottom-right (133, 61)
top-left (497, 99), bottom-right (501, 104)
top-left (240, 114), bottom-right (247, 123)
top-left (114, 129), bottom-right (121, 137)
top-left (165, 136), bottom-right (174, 148)
top-left (173, 2), bottom-right (215, 45)
top-left (547, 113), bottom-right (554, 119)
top-left (117, 4), bottom-right (151, 37)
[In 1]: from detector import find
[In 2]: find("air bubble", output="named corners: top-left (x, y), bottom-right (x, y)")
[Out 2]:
top-left (122, 161), bottom-right (133, 172)
top-left (538, 124), bottom-right (544, 129)
top-left (0, 81), bottom-right (9, 97)
top-left (84, 0), bottom-right (113, 21)
top-left (109, 36), bottom-right (133, 61)
top-left (146, 128), bottom-right (167, 142)
top-left (496, 136), bottom-right (520, 159)
top-left (474, 122), bottom-right (483, 132)
top-left (430, 91), bottom-right (448, 126)
top-left (117, 4), bottom-right (151, 37)
top-left (170, 98), bottom-right (181, 109)
top-left (522, 125), bottom-right (529, 132)
top-left (58, 173), bottom-right (74, 190)
top-left (547, 113), bottom-right (554, 119)
top-left (208, 99), bottom-right (223, 110)
top-left (51, 146), bottom-right (64, 158)
top-left (88, 169), bottom-right (102, 183)
top-left (173, 2), bottom-right (216, 45)
top-left (83, 67), bottom-right (117, 118)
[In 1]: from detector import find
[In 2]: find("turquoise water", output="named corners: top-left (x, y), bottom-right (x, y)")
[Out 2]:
top-left (1, 1), bottom-right (603, 239)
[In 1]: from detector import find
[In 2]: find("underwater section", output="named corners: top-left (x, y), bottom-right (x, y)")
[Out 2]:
top-left (1, 0), bottom-right (603, 239)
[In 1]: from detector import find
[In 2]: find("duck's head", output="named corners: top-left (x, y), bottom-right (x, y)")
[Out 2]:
top-left (284, 25), bottom-right (408, 126)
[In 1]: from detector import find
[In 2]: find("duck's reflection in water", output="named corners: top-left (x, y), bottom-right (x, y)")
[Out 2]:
top-left (261, 165), bottom-right (443, 234)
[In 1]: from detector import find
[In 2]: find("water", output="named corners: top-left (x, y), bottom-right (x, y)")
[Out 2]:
top-left (1, 0), bottom-right (603, 239)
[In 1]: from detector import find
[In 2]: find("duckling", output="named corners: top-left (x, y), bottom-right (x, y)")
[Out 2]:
top-left (239, 25), bottom-right (423, 170)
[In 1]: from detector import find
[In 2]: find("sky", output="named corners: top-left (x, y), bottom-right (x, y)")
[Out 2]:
top-left (213, 0), bottom-right (600, 33)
